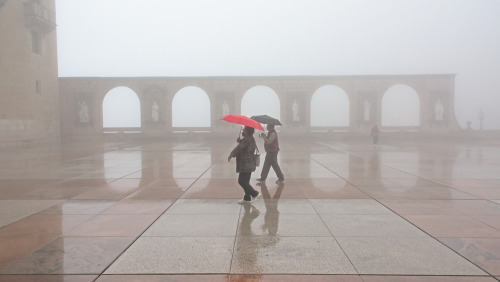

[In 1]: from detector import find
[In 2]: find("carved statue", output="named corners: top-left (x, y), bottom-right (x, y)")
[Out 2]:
top-left (152, 101), bottom-right (159, 122)
top-left (78, 101), bottom-right (89, 123)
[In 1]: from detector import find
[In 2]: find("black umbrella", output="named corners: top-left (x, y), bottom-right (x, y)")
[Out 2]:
top-left (250, 115), bottom-right (282, 126)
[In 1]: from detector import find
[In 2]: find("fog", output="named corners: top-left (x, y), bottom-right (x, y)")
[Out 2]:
top-left (56, 0), bottom-right (500, 130)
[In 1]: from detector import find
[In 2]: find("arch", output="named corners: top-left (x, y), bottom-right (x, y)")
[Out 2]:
top-left (103, 86), bottom-right (141, 128)
top-left (311, 85), bottom-right (349, 127)
top-left (241, 85), bottom-right (280, 119)
top-left (60, 75), bottom-right (459, 138)
top-left (382, 84), bottom-right (420, 127)
top-left (172, 86), bottom-right (210, 127)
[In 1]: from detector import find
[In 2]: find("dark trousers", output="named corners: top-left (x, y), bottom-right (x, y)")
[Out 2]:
top-left (238, 172), bottom-right (258, 200)
top-left (260, 152), bottom-right (284, 180)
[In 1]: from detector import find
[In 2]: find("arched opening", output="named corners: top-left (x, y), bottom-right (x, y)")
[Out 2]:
top-left (241, 86), bottom-right (280, 119)
top-left (103, 86), bottom-right (141, 128)
top-left (311, 85), bottom-right (349, 127)
top-left (382, 84), bottom-right (420, 127)
top-left (172, 86), bottom-right (210, 127)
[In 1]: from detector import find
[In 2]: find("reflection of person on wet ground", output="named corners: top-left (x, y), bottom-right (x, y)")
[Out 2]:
top-left (369, 150), bottom-right (380, 178)
top-left (239, 204), bottom-right (260, 237)
top-left (235, 204), bottom-right (263, 275)
top-left (234, 184), bottom-right (282, 276)
top-left (257, 182), bottom-right (284, 236)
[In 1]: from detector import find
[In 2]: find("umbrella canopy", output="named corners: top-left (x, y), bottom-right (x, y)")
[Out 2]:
top-left (250, 115), bottom-right (282, 126)
top-left (220, 115), bottom-right (264, 131)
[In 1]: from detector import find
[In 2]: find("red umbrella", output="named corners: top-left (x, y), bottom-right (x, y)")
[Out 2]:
top-left (220, 115), bottom-right (264, 131)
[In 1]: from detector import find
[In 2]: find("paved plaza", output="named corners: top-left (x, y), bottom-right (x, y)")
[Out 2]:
top-left (0, 136), bottom-right (499, 281)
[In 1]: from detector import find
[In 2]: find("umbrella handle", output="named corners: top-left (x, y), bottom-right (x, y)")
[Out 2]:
top-left (235, 127), bottom-right (242, 143)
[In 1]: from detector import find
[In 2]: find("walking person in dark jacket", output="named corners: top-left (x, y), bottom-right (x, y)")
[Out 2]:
top-left (228, 126), bottom-right (261, 204)
top-left (256, 124), bottom-right (285, 184)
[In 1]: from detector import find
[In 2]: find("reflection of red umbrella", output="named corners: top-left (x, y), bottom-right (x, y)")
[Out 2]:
top-left (220, 115), bottom-right (264, 131)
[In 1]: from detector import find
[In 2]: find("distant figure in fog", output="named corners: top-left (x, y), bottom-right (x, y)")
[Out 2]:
top-left (257, 124), bottom-right (285, 184)
top-left (370, 123), bottom-right (379, 149)
top-left (228, 126), bottom-right (261, 204)
top-left (465, 120), bottom-right (473, 135)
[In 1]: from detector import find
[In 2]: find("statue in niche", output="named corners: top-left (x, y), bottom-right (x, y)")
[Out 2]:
top-left (292, 99), bottom-right (300, 121)
top-left (434, 99), bottom-right (444, 121)
top-left (222, 100), bottom-right (229, 116)
top-left (78, 101), bottom-right (89, 123)
top-left (364, 99), bottom-right (371, 121)
top-left (152, 101), bottom-right (159, 122)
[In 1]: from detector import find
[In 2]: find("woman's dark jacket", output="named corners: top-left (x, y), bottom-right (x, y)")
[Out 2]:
top-left (230, 136), bottom-right (257, 173)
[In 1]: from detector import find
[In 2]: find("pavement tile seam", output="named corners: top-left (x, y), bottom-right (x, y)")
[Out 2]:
top-left (336, 197), bottom-right (497, 274)
top-left (437, 237), bottom-right (500, 277)
top-left (2, 139), bottom-right (500, 277)
top-left (466, 215), bottom-right (500, 232)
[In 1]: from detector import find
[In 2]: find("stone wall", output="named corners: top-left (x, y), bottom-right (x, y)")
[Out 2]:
top-left (0, 0), bottom-right (59, 147)
top-left (59, 75), bottom-right (460, 139)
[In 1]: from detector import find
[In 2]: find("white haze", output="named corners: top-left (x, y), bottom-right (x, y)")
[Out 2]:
top-left (56, 0), bottom-right (500, 130)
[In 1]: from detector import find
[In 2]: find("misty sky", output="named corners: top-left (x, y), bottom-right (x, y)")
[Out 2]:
top-left (56, 0), bottom-right (500, 129)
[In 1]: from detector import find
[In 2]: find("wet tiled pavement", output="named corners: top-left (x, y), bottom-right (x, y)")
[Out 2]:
top-left (0, 137), bottom-right (499, 281)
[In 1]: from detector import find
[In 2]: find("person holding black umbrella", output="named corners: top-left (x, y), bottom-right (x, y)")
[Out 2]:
top-left (228, 126), bottom-right (261, 204)
top-left (257, 124), bottom-right (285, 184)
